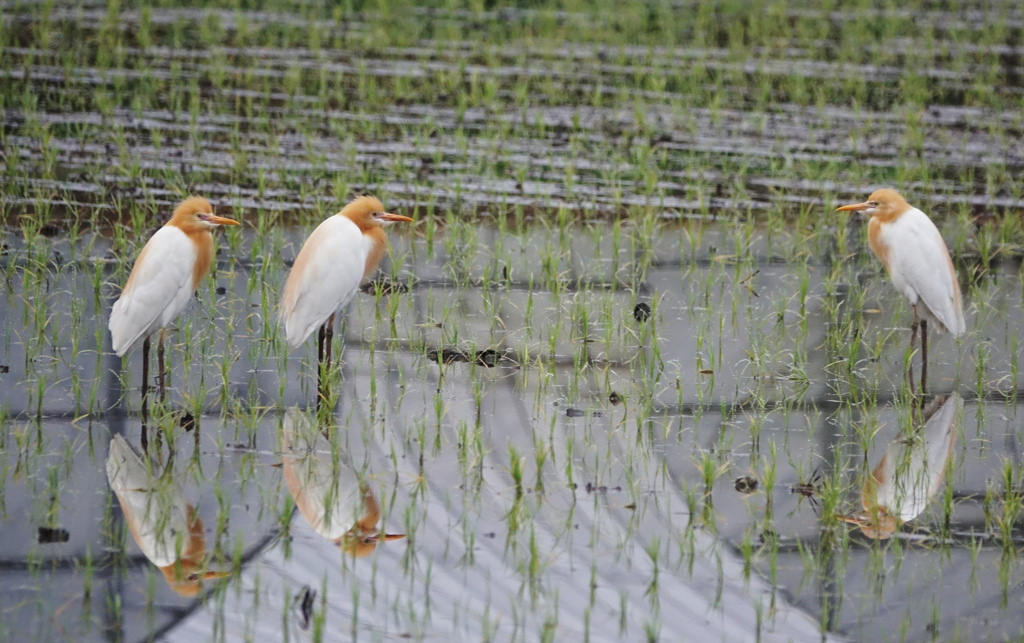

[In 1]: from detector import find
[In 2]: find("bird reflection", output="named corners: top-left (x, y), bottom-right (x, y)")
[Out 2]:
top-left (106, 434), bottom-right (230, 596)
top-left (282, 409), bottom-right (405, 557)
top-left (841, 393), bottom-right (961, 539)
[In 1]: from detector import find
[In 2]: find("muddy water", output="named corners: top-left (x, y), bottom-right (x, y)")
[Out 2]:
top-left (4, 2), bottom-right (1024, 642)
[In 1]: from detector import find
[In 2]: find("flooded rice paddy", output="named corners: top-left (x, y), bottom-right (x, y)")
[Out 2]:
top-left (3, 1), bottom-right (1024, 642)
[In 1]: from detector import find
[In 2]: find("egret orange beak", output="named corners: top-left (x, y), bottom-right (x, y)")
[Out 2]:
top-left (379, 213), bottom-right (414, 223)
top-left (368, 533), bottom-right (406, 543)
top-left (208, 214), bottom-right (240, 226)
top-left (836, 512), bottom-right (897, 539)
top-left (836, 201), bottom-right (872, 212)
top-left (203, 569), bottom-right (233, 580)
top-left (165, 566), bottom-right (232, 596)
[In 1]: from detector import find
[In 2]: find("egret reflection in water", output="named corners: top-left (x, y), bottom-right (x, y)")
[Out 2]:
top-left (105, 434), bottom-right (231, 596)
top-left (841, 393), bottom-right (962, 539)
top-left (281, 409), bottom-right (405, 558)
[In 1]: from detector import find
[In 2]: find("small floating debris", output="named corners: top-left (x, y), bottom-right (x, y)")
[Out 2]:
top-left (791, 468), bottom-right (824, 512)
top-left (633, 302), bottom-right (651, 322)
top-left (758, 529), bottom-right (779, 546)
top-left (38, 223), bottom-right (65, 238)
top-left (37, 526), bottom-right (70, 544)
top-left (292, 585), bottom-right (316, 631)
top-left (427, 347), bottom-right (502, 367)
top-left (734, 476), bottom-right (759, 494)
top-left (360, 279), bottom-right (410, 295)
top-left (179, 411), bottom-right (196, 432)
top-left (609, 391), bottom-right (622, 405)
top-left (739, 270), bottom-right (760, 297)
top-left (428, 348), bottom-right (467, 364)
top-left (475, 349), bottom-right (500, 367)
top-left (0, 365), bottom-right (8, 374)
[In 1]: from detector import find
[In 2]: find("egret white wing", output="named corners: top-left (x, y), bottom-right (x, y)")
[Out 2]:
top-left (109, 227), bottom-right (198, 355)
top-left (106, 435), bottom-right (193, 567)
top-left (106, 433), bottom-right (148, 494)
top-left (923, 393), bottom-right (960, 498)
top-left (883, 209), bottom-right (965, 335)
top-left (876, 443), bottom-right (930, 522)
top-left (282, 409), bottom-right (363, 539)
top-left (875, 395), bottom-right (960, 522)
top-left (280, 216), bottom-right (368, 348)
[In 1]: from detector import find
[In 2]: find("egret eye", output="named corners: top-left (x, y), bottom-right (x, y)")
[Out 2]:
top-left (186, 573), bottom-right (200, 582)
top-left (868, 201), bottom-right (879, 207)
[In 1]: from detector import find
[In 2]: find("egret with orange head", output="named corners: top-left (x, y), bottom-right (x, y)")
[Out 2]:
top-left (109, 197), bottom-right (239, 431)
top-left (280, 196), bottom-right (412, 407)
top-left (836, 189), bottom-right (965, 395)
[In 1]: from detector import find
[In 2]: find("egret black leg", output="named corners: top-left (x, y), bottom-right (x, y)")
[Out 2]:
top-left (317, 322), bottom-right (326, 369)
top-left (157, 333), bottom-right (167, 404)
top-left (908, 314), bottom-right (919, 399)
top-left (920, 319), bottom-right (928, 404)
top-left (316, 315), bottom-right (337, 418)
top-left (325, 314), bottom-right (335, 378)
top-left (141, 336), bottom-right (150, 452)
top-left (317, 322), bottom-right (327, 414)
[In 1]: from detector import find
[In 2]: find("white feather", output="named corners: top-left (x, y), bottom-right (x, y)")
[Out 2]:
top-left (280, 216), bottom-right (369, 348)
top-left (108, 226), bottom-right (198, 356)
top-left (877, 207), bottom-right (965, 336)
top-left (282, 409), bottom-right (364, 540)
top-left (106, 434), bottom-right (194, 568)
top-left (874, 394), bottom-right (960, 521)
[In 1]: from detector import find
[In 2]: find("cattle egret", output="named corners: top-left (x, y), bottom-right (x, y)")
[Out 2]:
top-left (282, 410), bottom-right (405, 557)
top-left (840, 393), bottom-right (960, 539)
top-left (837, 189), bottom-right (965, 395)
top-left (108, 197), bottom-right (239, 427)
top-left (106, 434), bottom-right (230, 595)
top-left (280, 196), bottom-right (412, 406)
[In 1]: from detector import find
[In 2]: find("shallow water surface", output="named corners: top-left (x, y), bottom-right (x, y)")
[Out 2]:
top-left (3, 221), bottom-right (1024, 642)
